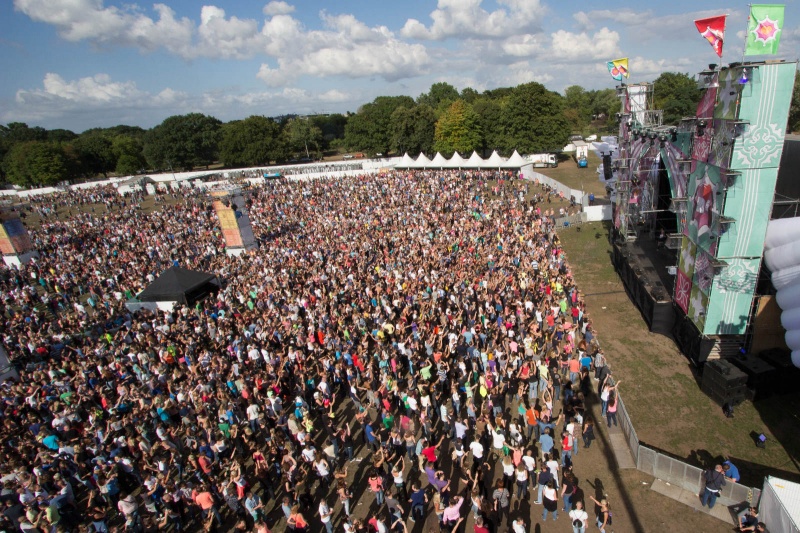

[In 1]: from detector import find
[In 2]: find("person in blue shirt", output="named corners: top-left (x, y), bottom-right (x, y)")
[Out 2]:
top-left (723, 460), bottom-right (740, 483)
top-left (42, 433), bottom-right (59, 451)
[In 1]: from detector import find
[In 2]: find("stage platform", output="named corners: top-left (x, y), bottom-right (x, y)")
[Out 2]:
top-left (610, 231), bottom-right (678, 336)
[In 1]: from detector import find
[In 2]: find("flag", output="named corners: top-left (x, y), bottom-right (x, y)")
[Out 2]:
top-left (607, 58), bottom-right (629, 81)
top-left (745, 4), bottom-right (785, 55)
top-left (694, 15), bottom-right (727, 57)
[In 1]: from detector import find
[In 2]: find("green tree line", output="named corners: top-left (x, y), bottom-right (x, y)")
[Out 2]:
top-left (3, 71), bottom-right (765, 187)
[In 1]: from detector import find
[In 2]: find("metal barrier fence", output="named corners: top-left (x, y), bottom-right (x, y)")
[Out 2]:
top-left (613, 390), bottom-right (761, 506)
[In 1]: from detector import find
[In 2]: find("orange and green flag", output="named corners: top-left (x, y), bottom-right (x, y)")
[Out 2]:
top-left (745, 4), bottom-right (785, 55)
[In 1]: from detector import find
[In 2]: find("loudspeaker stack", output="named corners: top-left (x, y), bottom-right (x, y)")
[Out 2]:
top-left (701, 359), bottom-right (748, 406)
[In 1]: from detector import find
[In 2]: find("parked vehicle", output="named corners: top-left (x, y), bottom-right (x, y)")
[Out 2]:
top-left (525, 153), bottom-right (558, 168)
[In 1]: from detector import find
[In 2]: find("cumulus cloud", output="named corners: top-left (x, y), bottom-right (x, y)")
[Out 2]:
top-left (550, 28), bottom-right (621, 61)
top-left (256, 11), bottom-right (431, 86)
top-left (401, 0), bottom-right (545, 40)
top-left (14, 0), bottom-right (432, 83)
top-left (2, 72), bottom-right (362, 129)
top-left (15, 0), bottom-right (196, 56)
top-left (262, 1), bottom-right (295, 16)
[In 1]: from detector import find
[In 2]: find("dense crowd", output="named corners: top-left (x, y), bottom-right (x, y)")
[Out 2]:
top-left (0, 171), bottom-right (619, 533)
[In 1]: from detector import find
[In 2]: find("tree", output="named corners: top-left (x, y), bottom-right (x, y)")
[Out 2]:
top-left (460, 87), bottom-right (480, 104)
top-left (788, 74), bottom-right (800, 133)
top-left (472, 97), bottom-right (506, 155)
top-left (343, 96), bottom-right (415, 155)
top-left (310, 114), bottom-right (348, 147)
top-left (390, 105), bottom-right (436, 155)
top-left (220, 116), bottom-right (285, 167)
top-left (417, 82), bottom-right (460, 113)
top-left (653, 72), bottom-right (701, 125)
top-left (72, 133), bottom-right (115, 177)
top-left (433, 100), bottom-right (482, 155)
top-left (144, 113), bottom-right (221, 170)
top-left (284, 118), bottom-right (323, 158)
top-left (501, 82), bottom-right (570, 154)
top-left (112, 134), bottom-right (146, 175)
top-left (563, 86), bottom-right (592, 131)
top-left (46, 129), bottom-right (78, 143)
top-left (3, 141), bottom-right (69, 186)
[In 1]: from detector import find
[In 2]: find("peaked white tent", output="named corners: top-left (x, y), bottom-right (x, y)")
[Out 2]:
top-left (483, 150), bottom-right (506, 168)
top-left (410, 152), bottom-right (432, 168)
top-left (466, 151), bottom-right (484, 167)
top-left (446, 152), bottom-right (467, 168)
top-left (504, 150), bottom-right (527, 168)
top-left (396, 152), bottom-right (415, 168)
top-left (430, 152), bottom-right (448, 168)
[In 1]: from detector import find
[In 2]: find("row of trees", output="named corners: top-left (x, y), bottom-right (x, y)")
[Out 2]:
top-left (3, 71), bottom-right (751, 187)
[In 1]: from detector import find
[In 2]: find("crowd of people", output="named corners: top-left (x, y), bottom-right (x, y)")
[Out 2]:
top-left (0, 170), bottom-right (624, 533)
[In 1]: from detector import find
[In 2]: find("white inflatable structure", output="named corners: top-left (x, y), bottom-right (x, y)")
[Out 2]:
top-left (763, 217), bottom-right (800, 368)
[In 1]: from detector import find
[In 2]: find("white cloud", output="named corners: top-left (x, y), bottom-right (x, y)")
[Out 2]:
top-left (3, 72), bottom-right (362, 129)
top-left (573, 12), bottom-right (594, 32)
top-left (550, 27), bottom-right (621, 61)
top-left (401, 0), bottom-right (545, 40)
top-left (262, 1), bottom-right (295, 17)
top-left (256, 12), bottom-right (431, 86)
top-left (17, 73), bottom-right (145, 105)
top-left (14, 0), bottom-right (431, 83)
top-left (501, 34), bottom-right (546, 57)
top-left (14, 0), bottom-right (196, 56)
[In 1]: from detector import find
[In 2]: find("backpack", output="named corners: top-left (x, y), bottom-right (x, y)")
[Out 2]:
top-left (573, 519), bottom-right (583, 527)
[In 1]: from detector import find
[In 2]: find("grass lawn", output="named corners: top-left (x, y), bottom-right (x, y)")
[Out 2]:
top-left (558, 221), bottom-right (800, 487)
top-left (535, 152), bottom-right (609, 198)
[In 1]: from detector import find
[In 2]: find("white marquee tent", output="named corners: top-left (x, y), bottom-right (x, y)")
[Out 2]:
top-left (393, 150), bottom-right (528, 169)
top-left (430, 152), bottom-right (449, 168)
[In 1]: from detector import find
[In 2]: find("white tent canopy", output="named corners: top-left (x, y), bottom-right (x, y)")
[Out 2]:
top-left (484, 150), bottom-right (506, 168)
top-left (446, 152), bottom-right (467, 168)
top-left (504, 150), bottom-right (527, 168)
top-left (466, 151), bottom-right (484, 167)
top-left (430, 152), bottom-right (448, 168)
top-left (409, 152), bottom-right (432, 168)
top-left (397, 152), bottom-right (415, 167)
top-left (393, 150), bottom-right (528, 169)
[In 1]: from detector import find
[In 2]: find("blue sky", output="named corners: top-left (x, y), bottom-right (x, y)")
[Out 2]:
top-left (1, 0), bottom-right (797, 132)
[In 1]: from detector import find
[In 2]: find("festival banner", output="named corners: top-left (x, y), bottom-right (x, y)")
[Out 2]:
top-left (607, 58), bottom-right (629, 81)
top-left (694, 15), bottom-right (727, 57)
top-left (745, 4), bottom-right (784, 55)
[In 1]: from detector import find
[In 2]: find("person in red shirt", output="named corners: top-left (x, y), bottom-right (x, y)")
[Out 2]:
top-left (421, 435), bottom-right (445, 467)
top-left (473, 515), bottom-right (490, 533)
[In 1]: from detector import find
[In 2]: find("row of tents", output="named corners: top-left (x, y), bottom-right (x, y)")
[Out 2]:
top-left (394, 150), bottom-right (527, 169)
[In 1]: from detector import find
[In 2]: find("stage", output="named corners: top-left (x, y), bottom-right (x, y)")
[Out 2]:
top-left (610, 230), bottom-right (677, 336)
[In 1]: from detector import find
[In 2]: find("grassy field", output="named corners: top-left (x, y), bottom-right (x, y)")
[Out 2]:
top-left (535, 152), bottom-right (609, 198)
top-left (558, 221), bottom-right (800, 486)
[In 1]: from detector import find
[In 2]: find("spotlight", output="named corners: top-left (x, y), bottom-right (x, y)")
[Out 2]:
top-left (648, 131), bottom-right (657, 140)
top-left (631, 129), bottom-right (640, 140)
top-left (659, 134), bottom-right (667, 147)
top-left (669, 127), bottom-right (678, 142)
top-left (708, 63), bottom-right (717, 71)
top-left (696, 119), bottom-right (707, 137)
top-left (738, 67), bottom-right (751, 85)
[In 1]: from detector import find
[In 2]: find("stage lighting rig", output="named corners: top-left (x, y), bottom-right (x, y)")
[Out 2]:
top-left (696, 119), bottom-right (707, 137)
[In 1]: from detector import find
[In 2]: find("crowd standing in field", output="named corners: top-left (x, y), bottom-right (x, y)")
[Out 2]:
top-left (0, 170), bottom-right (619, 533)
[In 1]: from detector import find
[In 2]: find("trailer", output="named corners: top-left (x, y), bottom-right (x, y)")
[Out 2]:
top-left (525, 153), bottom-right (558, 168)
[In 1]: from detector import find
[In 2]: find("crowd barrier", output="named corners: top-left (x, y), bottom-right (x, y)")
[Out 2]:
top-left (612, 381), bottom-right (761, 510)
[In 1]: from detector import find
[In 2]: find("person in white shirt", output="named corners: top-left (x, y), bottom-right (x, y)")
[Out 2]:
top-left (569, 500), bottom-right (589, 533)
top-left (246, 402), bottom-right (260, 434)
top-left (318, 499), bottom-right (334, 533)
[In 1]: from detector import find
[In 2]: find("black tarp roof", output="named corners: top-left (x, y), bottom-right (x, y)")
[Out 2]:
top-left (136, 266), bottom-right (218, 304)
